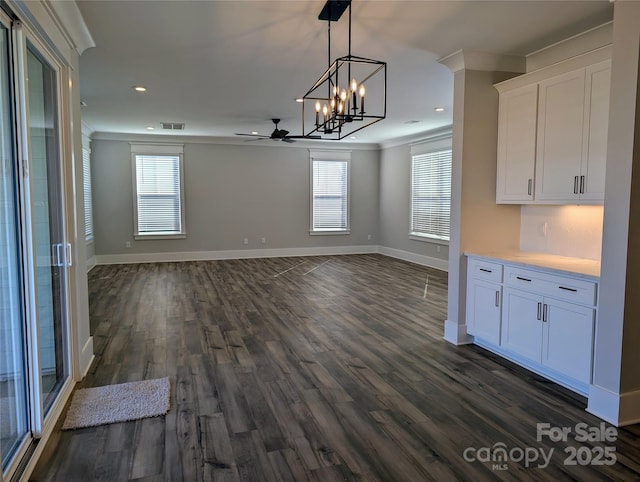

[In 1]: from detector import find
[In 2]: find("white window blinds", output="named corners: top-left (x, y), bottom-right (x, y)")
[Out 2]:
top-left (82, 147), bottom-right (93, 240)
top-left (411, 148), bottom-right (452, 241)
top-left (311, 158), bottom-right (349, 232)
top-left (133, 148), bottom-right (185, 237)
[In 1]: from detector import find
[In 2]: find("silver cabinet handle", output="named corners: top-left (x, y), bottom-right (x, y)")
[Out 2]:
top-left (542, 303), bottom-right (548, 322)
top-left (527, 179), bottom-right (532, 196)
top-left (580, 175), bottom-right (585, 194)
top-left (574, 176), bottom-right (579, 194)
top-left (495, 291), bottom-right (500, 307)
top-left (537, 302), bottom-right (542, 320)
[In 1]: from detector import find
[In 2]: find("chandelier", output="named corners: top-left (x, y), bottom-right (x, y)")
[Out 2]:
top-left (301, 0), bottom-right (386, 140)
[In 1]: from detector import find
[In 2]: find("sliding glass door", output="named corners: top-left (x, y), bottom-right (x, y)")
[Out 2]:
top-left (26, 44), bottom-right (68, 415)
top-left (0, 18), bottom-right (29, 473)
top-left (0, 14), bottom-right (71, 478)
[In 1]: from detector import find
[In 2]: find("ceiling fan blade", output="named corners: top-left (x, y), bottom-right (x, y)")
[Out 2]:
top-left (285, 135), bottom-right (322, 139)
top-left (278, 129), bottom-right (290, 138)
top-left (281, 137), bottom-right (295, 143)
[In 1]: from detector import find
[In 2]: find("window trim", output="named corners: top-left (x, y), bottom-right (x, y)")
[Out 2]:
top-left (409, 137), bottom-right (452, 244)
top-left (309, 149), bottom-right (351, 235)
top-left (131, 143), bottom-right (186, 240)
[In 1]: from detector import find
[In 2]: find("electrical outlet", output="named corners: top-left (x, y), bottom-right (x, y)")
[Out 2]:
top-left (243, 238), bottom-right (249, 245)
top-left (367, 234), bottom-right (372, 241)
top-left (260, 237), bottom-right (266, 244)
top-left (125, 241), bottom-right (131, 248)
top-left (436, 245), bottom-right (441, 253)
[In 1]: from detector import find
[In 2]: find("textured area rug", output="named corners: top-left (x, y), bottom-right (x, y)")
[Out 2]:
top-left (62, 377), bottom-right (170, 430)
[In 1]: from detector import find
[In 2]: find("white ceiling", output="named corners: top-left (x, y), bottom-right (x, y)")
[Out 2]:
top-left (76, 0), bottom-right (613, 144)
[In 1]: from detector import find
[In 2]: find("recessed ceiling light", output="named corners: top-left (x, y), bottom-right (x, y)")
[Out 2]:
top-left (295, 98), bottom-right (304, 103)
top-left (146, 126), bottom-right (155, 130)
top-left (251, 131), bottom-right (259, 135)
top-left (404, 120), bottom-right (421, 124)
top-left (434, 107), bottom-right (445, 112)
top-left (349, 136), bottom-right (357, 139)
top-left (133, 86), bottom-right (147, 92)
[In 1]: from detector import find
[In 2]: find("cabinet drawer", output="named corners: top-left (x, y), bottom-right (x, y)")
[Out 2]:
top-left (468, 258), bottom-right (503, 282)
top-left (504, 266), bottom-right (596, 306)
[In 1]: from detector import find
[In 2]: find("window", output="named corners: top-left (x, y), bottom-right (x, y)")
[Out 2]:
top-left (82, 147), bottom-right (93, 240)
top-left (310, 150), bottom-right (350, 234)
top-left (410, 143), bottom-right (452, 242)
top-left (131, 143), bottom-right (185, 239)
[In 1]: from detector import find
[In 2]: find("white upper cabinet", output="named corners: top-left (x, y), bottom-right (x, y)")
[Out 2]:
top-left (535, 69), bottom-right (586, 202)
top-left (580, 60), bottom-right (611, 201)
top-left (495, 53), bottom-right (610, 205)
top-left (496, 84), bottom-right (538, 203)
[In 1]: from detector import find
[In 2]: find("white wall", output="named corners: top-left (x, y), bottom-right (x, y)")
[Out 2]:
top-left (91, 138), bottom-right (380, 260)
top-left (520, 205), bottom-right (604, 260)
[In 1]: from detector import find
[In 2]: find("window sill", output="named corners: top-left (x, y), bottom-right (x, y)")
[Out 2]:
top-left (134, 233), bottom-right (187, 241)
top-left (409, 233), bottom-right (449, 245)
top-left (309, 230), bottom-right (351, 236)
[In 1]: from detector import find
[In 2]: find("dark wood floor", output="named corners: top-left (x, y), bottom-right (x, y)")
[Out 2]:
top-left (31, 254), bottom-right (640, 481)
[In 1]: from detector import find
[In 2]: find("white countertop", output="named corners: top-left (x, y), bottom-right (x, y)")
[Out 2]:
top-left (465, 250), bottom-right (600, 280)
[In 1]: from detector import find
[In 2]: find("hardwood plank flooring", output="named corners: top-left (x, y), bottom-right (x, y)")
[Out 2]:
top-left (30, 254), bottom-right (640, 481)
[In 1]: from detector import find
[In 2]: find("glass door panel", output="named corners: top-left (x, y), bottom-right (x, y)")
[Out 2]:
top-left (26, 45), bottom-right (67, 414)
top-left (0, 22), bottom-right (28, 470)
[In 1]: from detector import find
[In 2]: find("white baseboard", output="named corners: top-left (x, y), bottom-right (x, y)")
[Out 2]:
top-left (87, 256), bottom-right (96, 272)
top-left (443, 319), bottom-right (473, 345)
top-left (79, 336), bottom-right (94, 379)
top-left (377, 246), bottom-right (448, 271)
top-left (587, 384), bottom-right (640, 426)
top-left (95, 245), bottom-right (378, 265)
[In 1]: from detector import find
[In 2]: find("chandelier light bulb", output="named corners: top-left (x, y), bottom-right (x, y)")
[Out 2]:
top-left (315, 101), bottom-right (321, 112)
top-left (351, 78), bottom-right (358, 92)
top-left (359, 84), bottom-right (366, 97)
top-left (340, 89), bottom-right (347, 101)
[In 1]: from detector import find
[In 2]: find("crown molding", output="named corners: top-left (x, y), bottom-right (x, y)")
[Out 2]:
top-left (438, 50), bottom-right (526, 74)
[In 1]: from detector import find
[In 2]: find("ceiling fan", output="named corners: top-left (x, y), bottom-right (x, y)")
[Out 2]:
top-left (235, 118), bottom-right (319, 143)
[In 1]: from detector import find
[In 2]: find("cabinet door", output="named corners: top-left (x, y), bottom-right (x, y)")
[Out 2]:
top-left (496, 84), bottom-right (538, 203)
top-left (466, 279), bottom-right (502, 345)
top-left (501, 287), bottom-right (542, 363)
top-left (542, 299), bottom-right (594, 384)
top-left (535, 69), bottom-right (586, 202)
top-left (580, 60), bottom-right (610, 202)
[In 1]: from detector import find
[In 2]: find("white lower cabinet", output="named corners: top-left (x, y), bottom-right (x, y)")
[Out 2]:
top-left (501, 287), bottom-right (595, 384)
top-left (542, 298), bottom-right (594, 384)
top-left (466, 279), bottom-right (502, 345)
top-left (466, 255), bottom-right (597, 395)
top-left (501, 287), bottom-right (543, 363)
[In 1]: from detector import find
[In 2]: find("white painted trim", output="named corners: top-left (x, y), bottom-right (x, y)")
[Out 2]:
top-left (526, 22), bottom-right (612, 72)
top-left (378, 246), bottom-right (448, 271)
top-left (494, 46), bottom-right (612, 93)
top-left (90, 131), bottom-right (381, 150)
top-left (587, 384), bottom-right (621, 425)
top-left (95, 245), bottom-right (378, 265)
top-left (79, 336), bottom-right (94, 379)
top-left (48, 0), bottom-right (95, 54)
top-left (20, 377), bottom-right (76, 481)
top-left (438, 50), bottom-right (526, 74)
top-left (443, 319), bottom-right (473, 345)
top-left (87, 255), bottom-right (96, 272)
top-left (587, 384), bottom-right (640, 427)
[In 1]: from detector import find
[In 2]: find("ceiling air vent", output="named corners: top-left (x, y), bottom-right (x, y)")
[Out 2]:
top-left (161, 122), bottom-right (185, 130)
